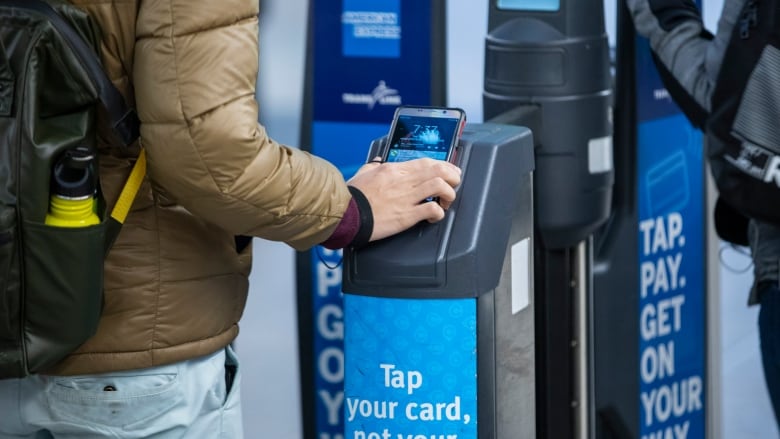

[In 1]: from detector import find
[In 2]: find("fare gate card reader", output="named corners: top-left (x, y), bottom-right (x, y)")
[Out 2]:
top-left (342, 123), bottom-right (537, 438)
top-left (343, 123), bottom-right (535, 298)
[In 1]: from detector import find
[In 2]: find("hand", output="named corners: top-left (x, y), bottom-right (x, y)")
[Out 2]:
top-left (347, 157), bottom-right (462, 242)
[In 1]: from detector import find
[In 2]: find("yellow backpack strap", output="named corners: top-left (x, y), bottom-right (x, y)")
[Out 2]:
top-left (110, 148), bottom-right (146, 224)
top-left (103, 148), bottom-right (146, 255)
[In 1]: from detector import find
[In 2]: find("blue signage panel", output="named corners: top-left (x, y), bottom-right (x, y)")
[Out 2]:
top-left (343, 295), bottom-right (478, 439)
top-left (342, 0), bottom-right (401, 58)
top-left (635, 36), bottom-right (706, 439)
top-left (312, 1), bottom-right (433, 125)
top-left (306, 2), bottom-right (439, 438)
top-left (312, 247), bottom-right (348, 439)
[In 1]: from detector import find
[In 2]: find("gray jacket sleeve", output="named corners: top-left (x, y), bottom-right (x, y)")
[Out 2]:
top-left (625, 0), bottom-right (744, 113)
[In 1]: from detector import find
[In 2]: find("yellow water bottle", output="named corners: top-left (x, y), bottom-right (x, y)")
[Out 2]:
top-left (45, 147), bottom-right (100, 228)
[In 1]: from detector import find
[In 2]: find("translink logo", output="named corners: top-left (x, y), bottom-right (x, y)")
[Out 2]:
top-left (342, 80), bottom-right (402, 110)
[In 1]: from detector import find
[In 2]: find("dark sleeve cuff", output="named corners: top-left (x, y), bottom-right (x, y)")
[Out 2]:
top-left (347, 186), bottom-right (373, 248)
top-left (319, 186), bottom-right (374, 249)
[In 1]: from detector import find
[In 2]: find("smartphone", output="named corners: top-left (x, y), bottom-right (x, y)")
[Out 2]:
top-left (382, 106), bottom-right (466, 165)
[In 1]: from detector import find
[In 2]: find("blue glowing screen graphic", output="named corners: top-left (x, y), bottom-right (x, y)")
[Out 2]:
top-left (385, 115), bottom-right (459, 162)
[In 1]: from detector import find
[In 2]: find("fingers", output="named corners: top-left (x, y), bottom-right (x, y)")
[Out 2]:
top-left (417, 199), bottom-right (447, 224)
top-left (379, 158), bottom-right (460, 207)
top-left (407, 160), bottom-right (460, 207)
top-left (414, 176), bottom-right (457, 207)
top-left (351, 156), bottom-right (385, 178)
top-left (347, 156), bottom-right (462, 242)
top-left (396, 158), bottom-right (462, 187)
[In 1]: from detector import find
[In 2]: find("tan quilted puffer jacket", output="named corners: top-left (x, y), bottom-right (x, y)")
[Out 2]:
top-left (49, 0), bottom-right (351, 375)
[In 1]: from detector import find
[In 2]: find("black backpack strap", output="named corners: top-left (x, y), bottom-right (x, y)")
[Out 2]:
top-left (0, 37), bottom-right (12, 117)
top-left (0, 0), bottom-right (139, 147)
top-left (714, 196), bottom-right (750, 247)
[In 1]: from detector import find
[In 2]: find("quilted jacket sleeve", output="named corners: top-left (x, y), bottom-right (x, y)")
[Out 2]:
top-left (133, 0), bottom-right (350, 250)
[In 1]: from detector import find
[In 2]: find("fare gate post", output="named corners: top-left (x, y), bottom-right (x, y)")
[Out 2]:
top-left (482, 0), bottom-right (614, 438)
top-left (342, 124), bottom-right (536, 439)
top-left (591, 1), bottom-right (709, 438)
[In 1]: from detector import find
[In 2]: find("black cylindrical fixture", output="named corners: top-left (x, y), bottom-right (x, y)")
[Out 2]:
top-left (484, 0), bottom-right (614, 249)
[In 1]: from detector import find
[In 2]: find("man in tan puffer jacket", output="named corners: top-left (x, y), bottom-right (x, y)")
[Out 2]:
top-left (0, 0), bottom-right (461, 437)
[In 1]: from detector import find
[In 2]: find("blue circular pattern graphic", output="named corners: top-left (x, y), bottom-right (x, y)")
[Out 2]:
top-left (344, 295), bottom-right (478, 438)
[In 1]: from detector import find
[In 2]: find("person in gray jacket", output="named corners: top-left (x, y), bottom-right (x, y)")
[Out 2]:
top-left (625, 0), bottom-right (780, 425)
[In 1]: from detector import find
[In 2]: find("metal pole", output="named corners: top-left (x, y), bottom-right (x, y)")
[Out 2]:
top-left (572, 238), bottom-right (595, 439)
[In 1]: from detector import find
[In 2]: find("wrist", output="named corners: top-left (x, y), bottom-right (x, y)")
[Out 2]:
top-left (319, 186), bottom-right (374, 249)
top-left (346, 186), bottom-right (373, 248)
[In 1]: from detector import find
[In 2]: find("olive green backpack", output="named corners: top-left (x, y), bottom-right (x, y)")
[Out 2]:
top-left (0, 0), bottom-right (144, 378)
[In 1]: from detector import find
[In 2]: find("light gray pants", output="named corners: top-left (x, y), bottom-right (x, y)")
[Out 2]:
top-left (0, 347), bottom-right (243, 439)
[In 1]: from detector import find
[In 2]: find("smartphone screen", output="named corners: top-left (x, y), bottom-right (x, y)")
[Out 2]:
top-left (383, 106), bottom-right (465, 164)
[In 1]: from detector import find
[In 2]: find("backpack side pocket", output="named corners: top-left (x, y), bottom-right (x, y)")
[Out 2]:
top-left (21, 219), bottom-right (107, 374)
